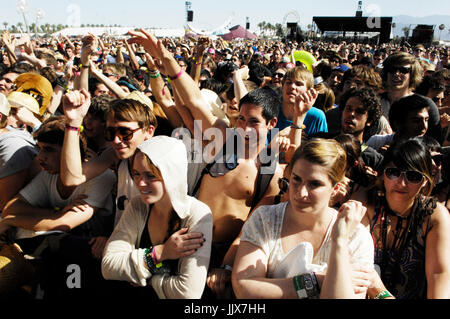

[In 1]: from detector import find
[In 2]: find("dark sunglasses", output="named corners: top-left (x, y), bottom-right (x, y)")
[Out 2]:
top-left (432, 154), bottom-right (443, 166)
top-left (103, 72), bottom-right (118, 77)
top-left (384, 167), bottom-right (424, 184)
top-left (273, 72), bottom-right (285, 78)
top-left (387, 66), bottom-right (411, 74)
top-left (278, 177), bottom-right (289, 193)
top-left (105, 127), bottom-right (141, 142)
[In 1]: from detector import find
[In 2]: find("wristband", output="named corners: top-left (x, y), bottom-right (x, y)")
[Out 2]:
top-left (149, 71), bottom-right (161, 79)
top-left (290, 124), bottom-right (306, 130)
top-left (168, 69), bottom-right (184, 81)
top-left (65, 124), bottom-right (83, 133)
top-left (79, 63), bottom-right (90, 69)
top-left (293, 275), bottom-right (307, 299)
top-left (374, 290), bottom-right (393, 299)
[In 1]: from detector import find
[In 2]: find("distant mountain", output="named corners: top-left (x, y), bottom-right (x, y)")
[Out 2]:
top-left (392, 15), bottom-right (450, 41)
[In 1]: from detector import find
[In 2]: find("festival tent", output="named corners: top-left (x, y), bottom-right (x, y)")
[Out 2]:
top-left (221, 25), bottom-right (258, 40)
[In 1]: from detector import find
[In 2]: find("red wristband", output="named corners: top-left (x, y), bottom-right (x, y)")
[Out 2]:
top-left (168, 69), bottom-right (184, 81)
top-left (65, 124), bottom-right (83, 133)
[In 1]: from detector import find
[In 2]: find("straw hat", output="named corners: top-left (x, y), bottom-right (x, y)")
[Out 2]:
top-left (14, 73), bottom-right (53, 116)
top-left (7, 92), bottom-right (40, 114)
top-left (0, 93), bottom-right (10, 116)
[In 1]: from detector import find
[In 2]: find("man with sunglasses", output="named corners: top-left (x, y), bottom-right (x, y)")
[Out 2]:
top-left (60, 89), bottom-right (157, 226)
top-left (381, 52), bottom-right (443, 144)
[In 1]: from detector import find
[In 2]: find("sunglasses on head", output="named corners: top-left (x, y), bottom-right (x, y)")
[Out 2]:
top-left (384, 167), bottom-right (424, 184)
top-left (105, 127), bottom-right (141, 142)
top-left (387, 66), bottom-right (411, 74)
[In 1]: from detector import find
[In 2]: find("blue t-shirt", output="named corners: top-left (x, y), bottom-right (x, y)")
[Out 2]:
top-left (275, 106), bottom-right (328, 137)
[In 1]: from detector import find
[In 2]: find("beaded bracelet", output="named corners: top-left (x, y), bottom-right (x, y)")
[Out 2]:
top-left (144, 247), bottom-right (167, 275)
top-left (290, 124), bottom-right (306, 130)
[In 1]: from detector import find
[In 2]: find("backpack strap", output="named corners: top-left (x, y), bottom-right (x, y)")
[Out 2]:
top-left (249, 148), bottom-right (277, 212)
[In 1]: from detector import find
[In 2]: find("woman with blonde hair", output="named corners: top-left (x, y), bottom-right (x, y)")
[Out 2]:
top-left (232, 139), bottom-right (376, 299)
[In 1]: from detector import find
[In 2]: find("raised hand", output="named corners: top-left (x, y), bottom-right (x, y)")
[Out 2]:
top-left (128, 28), bottom-right (166, 61)
top-left (294, 88), bottom-right (318, 117)
top-left (332, 200), bottom-right (367, 241)
top-left (62, 89), bottom-right (91, 127)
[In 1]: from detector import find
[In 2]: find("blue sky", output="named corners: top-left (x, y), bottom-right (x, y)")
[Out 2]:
top-left (1, 0), bottom-right (449, 32)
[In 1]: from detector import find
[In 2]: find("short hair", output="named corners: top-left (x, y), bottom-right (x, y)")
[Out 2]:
top-left (0, 63), bottom-right (34, 77)
top-left (382, 52), bottom-right (422, 89)
top-left (200, 78), bottom-right (223, 95)
top-left (35, 51), bottom-right (57, 68)
top-left (283, 66), bottom-right (314, 90)
top-left (88, 95), bottom-right (114, 122)
top-left (239, 87), bottom-right (280, 123)
top-left (103, 63), bottom-right (126, 77)
top-left (108, 99), bottom-right (158, 131)
top-left (415, 75), bottom-right (445, 96)
top-left (34, 116), bottom-right (87, 160)
top-left (340, 65), bottom-right (383, 91)
top-left (288, 138), bottom-right (347, 185)
top-left (388, 94), bottom-right (430, 132)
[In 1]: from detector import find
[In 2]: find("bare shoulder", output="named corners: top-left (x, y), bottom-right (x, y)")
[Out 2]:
top-left (430, 201), bottom-right (450, 228)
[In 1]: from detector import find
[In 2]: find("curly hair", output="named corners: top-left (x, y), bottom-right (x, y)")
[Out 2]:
top-left (339, 87), bottom-right (382, 141)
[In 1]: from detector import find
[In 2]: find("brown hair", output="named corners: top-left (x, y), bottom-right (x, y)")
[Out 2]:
top-left (382, 52), bottom-right (422, 90)
top-left (108, 99), bottom-right (158, 131)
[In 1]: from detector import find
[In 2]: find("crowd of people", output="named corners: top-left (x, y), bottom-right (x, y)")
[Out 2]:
top-left (0, 25), bottom-right (449, 300)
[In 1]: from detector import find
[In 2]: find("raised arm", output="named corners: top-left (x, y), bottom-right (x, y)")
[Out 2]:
top-left (128, 29), bottom-right (228, 136)
top-left (75, 34), bottom-right (98, 92)
top-left (61, 89), bottom-right (117, 187)
top-left (88, 62), bottom-right (128, 99)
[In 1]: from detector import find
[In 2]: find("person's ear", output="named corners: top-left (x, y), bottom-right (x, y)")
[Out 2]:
top-left (144, 125), bottom-right (155, 140)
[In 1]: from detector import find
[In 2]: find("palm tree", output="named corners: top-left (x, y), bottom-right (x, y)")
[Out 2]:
top-left (438, 24), bottom-right (445, 41)
top-left (3, 22), bottom-right (8, 31)
top-left (402, 26), bottom-right (410, 40)
top-left (17, 22), bottom-right (23, 32)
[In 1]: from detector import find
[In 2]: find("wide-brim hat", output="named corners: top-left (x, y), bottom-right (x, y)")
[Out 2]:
top-left (0, 93), bottom-right (10, 116)
top-left (7, 91), bottom-right (40, 114)
top-left (14, 73), bottom-right (53, 116)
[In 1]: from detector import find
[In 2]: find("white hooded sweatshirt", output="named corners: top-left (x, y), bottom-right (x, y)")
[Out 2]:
top-left (101, 136), bottom-right (213, 299)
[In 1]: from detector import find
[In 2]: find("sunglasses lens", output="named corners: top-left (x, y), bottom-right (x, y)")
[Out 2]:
top-left (385, 167), bottom-right (401, 180)
top-left (405, 171), bottom-right (424, 184)
top-left (105, 127), bottom-right (134, 142)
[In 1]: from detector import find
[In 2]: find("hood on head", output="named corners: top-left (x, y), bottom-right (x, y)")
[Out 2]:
top-left (137, 136), bottom-right (191, 219)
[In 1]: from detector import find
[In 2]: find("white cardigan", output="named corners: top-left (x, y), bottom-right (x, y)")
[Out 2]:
top-left (101, 196), bottom-right (213, 299)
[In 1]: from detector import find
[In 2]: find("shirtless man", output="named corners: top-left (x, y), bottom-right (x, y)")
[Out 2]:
top-left (126, 29), bottom-right (320, 298)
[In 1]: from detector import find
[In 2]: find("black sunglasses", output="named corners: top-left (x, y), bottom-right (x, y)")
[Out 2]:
top-left (273, 72), bottom-right (285, 78)
top-left (387, 66), bottom-right (411, 74)
top-left (384, 167), bottom-right (424, 184)
top-left (105, 127), bottom-right (141, 142)
top-left (103, 72), bottom-right (118, 77)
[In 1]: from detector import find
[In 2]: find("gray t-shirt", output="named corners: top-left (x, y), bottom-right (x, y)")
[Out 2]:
top-left (0, 126), bottom-right (38, 179)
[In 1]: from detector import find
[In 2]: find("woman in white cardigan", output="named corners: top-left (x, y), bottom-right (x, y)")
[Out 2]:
top-left (101, 136), bottom-right (213, 299)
